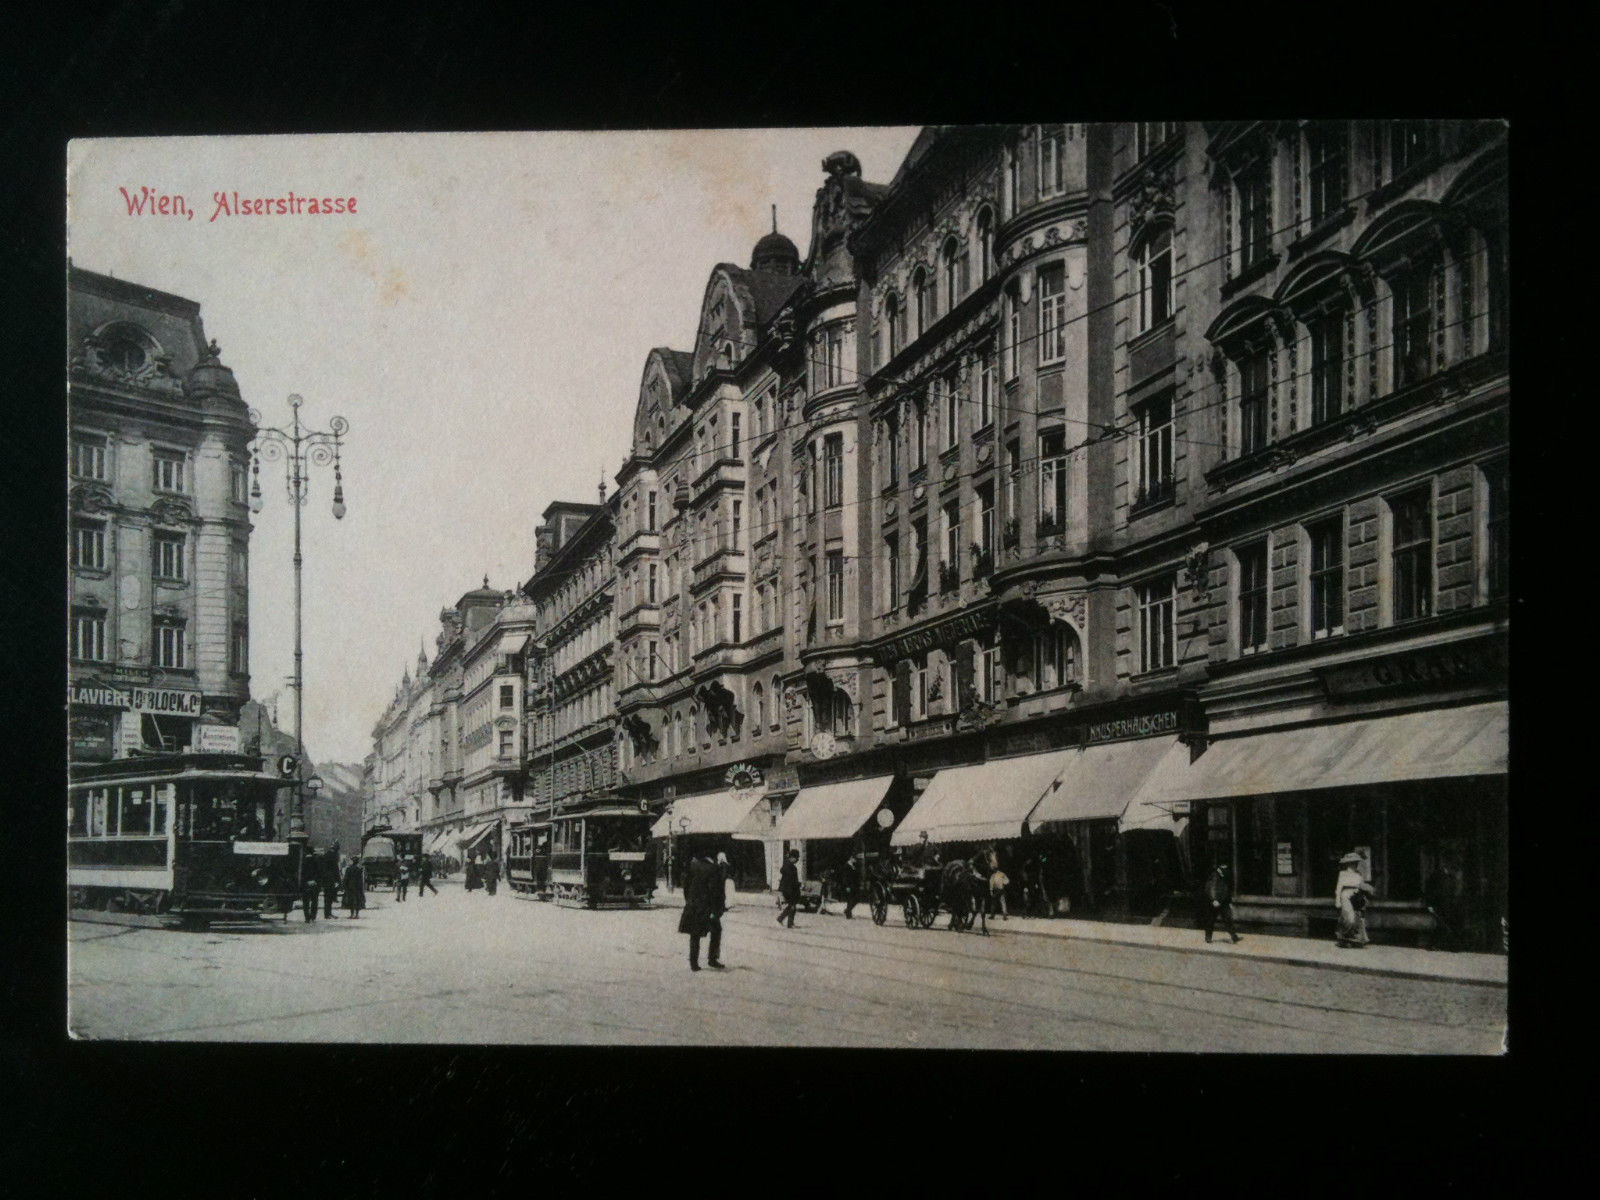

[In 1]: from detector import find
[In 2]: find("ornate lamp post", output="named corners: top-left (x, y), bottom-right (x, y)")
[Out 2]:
top-left (249, 394), bottom-right (348, 843)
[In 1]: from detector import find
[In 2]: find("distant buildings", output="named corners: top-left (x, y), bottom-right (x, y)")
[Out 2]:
top-left (68, 266), bottom-right (256, 764)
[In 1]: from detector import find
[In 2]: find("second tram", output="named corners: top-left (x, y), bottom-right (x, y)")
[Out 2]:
top-left (506, 806), bottom-right (655, 907)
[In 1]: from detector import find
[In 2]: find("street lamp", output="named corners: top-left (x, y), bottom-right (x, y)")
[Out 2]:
top-left (249, 394), bottom-right (348, 843)
top-left (673, 813), bottom-right (690, 892)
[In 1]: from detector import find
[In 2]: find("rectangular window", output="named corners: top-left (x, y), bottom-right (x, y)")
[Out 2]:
top-left (912, 660), bottom-right (928, 720)
top-left (647, 563), bottom-right (658, 604)
top-left (499, 683), bottom-right (515, 709)
top-left (884, 532), bottom-right (900, 612)
top-left (943, 370), bottom-right (960, 448)
top-left (1004, 288), bottom-right (1021, 379)
top-left (826, 550), bottom-right (845, 624)
top-left (823, 433), bottom-right (844, 509)
top-left (1237, 160), bottom-right (1272, 271)
top-left (230, 460), bottom-right (248, 504)
top-left (232, 622), bottom-right (249, 674)
top-left (1038, 429), bottom-right (1068, 531)
top-left (1038, 125), bottom-right (1065, 198)
top-left (1394, 267), bottom-right (1435, 388)
top-left (1134, 391), bottom-right (1174, 506)
top-left (942, 499), bottom-right (961, 570)
top-left (1135, 122), bottom-right (1177, 160)
top-left (1307, 517), bottom-right (1345, 638)
top-left (72, 520), bottom-right (106, 570)
top-left (979, 645), bottom-right (1002, 703)
top-left (153, 533), bottom-right (185, 581)
top-left (647, 638), bottom-right (659, 681)
top-left (1307, 123), bottom-right (1347, 225)
top-left (1390, 489), bottom-right (1433, 621)
top-left (1005, 439), bottom-right (1021, 529)
top-left (647, 490), bottom-right (657, 531)
top-left (731, 499), bottom-right (742, 544)
top-left (1138, 576), bottom-right (1176, 673)
top-left (498, 729), bottom-right (514, 757)
top-left (732, 593), bottom-right (743, 643)
top-left (1309, 309), bottom-right (1345, 424)
top-left (1390, 121), bottom-right (1433, 178)
top-left (1038, 265), bottom-right (1067, 365)
top-left (978, 346), bottom-right (995, 428)
top-left (71, 609), bottom-right (106, 661)
top-left (882, 413), bottom-right (900, 488)
top-left (976, 483), bottom-right (995, 557)
top-left (1239, 349), bottom-right (1270, 457)
top-left (1484, 460), bottom-right (1509, 601)
top-left (153, 620), bottom-right (186, 669)
top-left (1136, 229), bottom-right (1173, 333)
top-left (152, 450), bottom-right (186, 494)
top-left (824, 326), bottom-right (846, 388)
top-left (72, 433), bottom-right (108, 481)
top-left (1237, 541), bottom-right (1269, 653)
top-left (912, 397), bottom-right (927, 468)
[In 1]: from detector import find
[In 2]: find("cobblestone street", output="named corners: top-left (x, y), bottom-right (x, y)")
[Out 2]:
top-left (68, 883), bottom-right (1506, 1051)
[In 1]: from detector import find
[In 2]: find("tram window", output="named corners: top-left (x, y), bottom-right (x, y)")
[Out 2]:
top-left (88, 789), bottom-right (111, 837)
top-left (119, 788), bottom-right (151, 836)
top-left (70, 790), bottom-right (96, 837)
top-left (152, 784), bottom-right (173, 837)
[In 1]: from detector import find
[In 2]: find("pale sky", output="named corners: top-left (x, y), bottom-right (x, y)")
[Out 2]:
top-left (67, 128), bottom-right (921, 763)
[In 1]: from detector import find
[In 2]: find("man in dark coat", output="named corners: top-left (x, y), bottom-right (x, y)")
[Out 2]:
top-left (1201, 863), bottom-right (1242, 944)
top-left (679, 851), bottom-right (725, 971)
top-left (300, 848), bottom-right (320, 922)
top-left (417, 854), bottom-right (438, 898)
top-left (776, 848), bottom-right (802, 928)
top-left (464, 855), bottom-right (480, 892)
top-left (318, 847), bottom-right (341, 918)
top-left (483, 854), bottom-right (500, 896)
top-left (341, 858), bottom-right (366, 918)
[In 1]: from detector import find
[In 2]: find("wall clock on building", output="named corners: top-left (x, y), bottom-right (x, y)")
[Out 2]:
top-left (809, 731), bottom-right (836, 760)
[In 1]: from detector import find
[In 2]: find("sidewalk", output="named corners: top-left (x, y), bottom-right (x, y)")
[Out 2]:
top-left (653, 886), bottom-right (1507, 988)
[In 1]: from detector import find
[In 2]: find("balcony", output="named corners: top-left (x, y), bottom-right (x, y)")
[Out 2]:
top-left (617, 602), bottom-right (661, 638)
top-left (971, 546), bottom-right (995, 580)
top-left (690, 546), bottom-right (746, 594)
top-left (937, 560), bottom-right (961, 596)
top-left (1035, 518), bottom-right (1066, 553)
top-left (691, 455), bottom-right (745, 497)
top-left (616, 528), bottom-right (661, 564)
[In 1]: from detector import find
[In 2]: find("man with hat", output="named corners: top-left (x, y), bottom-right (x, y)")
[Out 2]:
top-left (1201, 862), bottom-right (1241, 944)
top-left (1335, 851), bottom-right (1376, 948)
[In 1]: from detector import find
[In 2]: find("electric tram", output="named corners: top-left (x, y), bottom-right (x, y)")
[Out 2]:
top-left (506, 803), bottom-right (655, 907)
top-left (68, 751), bottom-right (305, 923)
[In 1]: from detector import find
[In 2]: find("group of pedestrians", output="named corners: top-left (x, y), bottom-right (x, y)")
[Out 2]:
top-left (299, 849), bottom-right (372, 921)
top-left (391, 856), bottom-right (439, 903)
top-left (462, 853), bottom-right (499, 895)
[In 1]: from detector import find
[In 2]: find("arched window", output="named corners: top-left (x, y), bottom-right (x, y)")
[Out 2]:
top-left (770, 675), bottom-right (782, 730)
top-left (1133, 225), bottom-right (1174, 334)
top-left (941, 237), bottom-right (966, 310)
top-left (885, 293), bottom-right (903, 359)
top-left (752, 682), bottom-right (765, 732)
top-left (975, 207), bottom-right (994, 284)
top-left (912, 267), bottom-right (932, 337)
top-left (830, 688), bottom-right (853, 737)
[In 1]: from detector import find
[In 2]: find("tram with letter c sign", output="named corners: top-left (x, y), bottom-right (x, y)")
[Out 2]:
top-left (68, 751), bottom-right (305, 925)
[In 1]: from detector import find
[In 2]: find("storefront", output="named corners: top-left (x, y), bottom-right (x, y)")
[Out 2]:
top-left (754, 773), bottom-right (905, 889)
top-left (650, 785), bottom-right (770, 891)
top-left (1133, 700), bottom-right (1508, 949)
top-left (68, 683), bottom-right (207, 762)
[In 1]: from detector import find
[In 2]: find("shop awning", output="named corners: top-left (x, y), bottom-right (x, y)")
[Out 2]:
top-left (1132, 701), bottom-right (1509, 806)
top-left (457, 821), bottom-right (498, 852)
top-left (649, 790), bottom-right (767, 838)
top-left (423, 831), bottom-right (450, 854)
top-left (891, 750), bottom-right (1082, 846)
top-left (771, 775), bottom-right (896, 842)
top-left (1026, 737), bottom-right (1177, 829)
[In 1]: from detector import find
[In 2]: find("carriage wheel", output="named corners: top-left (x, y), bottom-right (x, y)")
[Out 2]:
top-left (869, 886), bottom-right (889, 925)
top-left (902, 894), bottom-right (921, 927)
top-left (918, 900), bottom-right (938, 929)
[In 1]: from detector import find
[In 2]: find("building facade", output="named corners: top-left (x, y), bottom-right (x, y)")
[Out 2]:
top-left (455, 582), bottom-right (536, 862)
top-left (523, 500), bottom-right (619, 820)
top-left (69, 266), bottom-right (256, 764)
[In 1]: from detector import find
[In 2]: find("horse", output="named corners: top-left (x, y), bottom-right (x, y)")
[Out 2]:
top-left (939, 858), bottom-right (990, 934)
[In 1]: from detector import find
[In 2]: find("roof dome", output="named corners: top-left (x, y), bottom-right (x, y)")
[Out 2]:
top-left (183, 339), bottom-right (244, 409)
top-left (750, 230), bottom-right (799, 275)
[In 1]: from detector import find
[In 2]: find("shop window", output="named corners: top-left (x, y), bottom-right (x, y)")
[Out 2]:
top-left (1306, 792), bottom-right (1383, 901)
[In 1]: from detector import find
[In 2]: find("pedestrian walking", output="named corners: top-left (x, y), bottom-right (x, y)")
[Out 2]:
top-left (395, 860), bottom-right (410, 902)
top-left (988, 863), bottom-right (1011, 921)
top-left (679, 850), bottom-right (725, 971)
top-left (1334, 851), bottom-right (1375, 948)
top-left (715, 851), bottom-right (733, 911)
top-left (300, 849), bottom-right (320, 922)
top-left (776, 848), bottom-right (801, 928)
top-left (319, 847), bottom-right (340, 918)
top-left (341, 857), bottom-right (366, 919)
top-left (483, 854), bottom-right (500, 896)
top-left (418, 854), bottom-right (438, 898)
top-left (464, 855), bottom-right (481, 892)
top-left (1201, 863), bottom-right (1241, 944)
top-left (840, 851), bottom-right (863, 920)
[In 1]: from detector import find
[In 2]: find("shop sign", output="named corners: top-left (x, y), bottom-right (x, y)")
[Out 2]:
top-left (232, 841), bottom-right (290, 856)
top-left (69, 684), bottom-right (203, 716)
top-left (726, 761), bottom-right (765, 804)
top-left (1319, 639), bottom-right (1506, 700)
top-left (194, 725), bottom-right (241, 753)
top-left (1275, 841), bottom-right (1296, 876)
top-left (71, 712), bottom-right (115, 761)
top-left (763, 764), bottom-right (798, 795)
top-left (1083, 710), bottom-right (1182, 745)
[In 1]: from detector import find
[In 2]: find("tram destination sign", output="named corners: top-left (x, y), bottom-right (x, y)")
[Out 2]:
top-left (70, 684), bottom-right (203, 716)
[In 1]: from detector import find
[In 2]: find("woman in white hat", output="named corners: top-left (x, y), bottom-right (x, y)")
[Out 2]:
top-left (1334, 851), bottom-right (1376, 948)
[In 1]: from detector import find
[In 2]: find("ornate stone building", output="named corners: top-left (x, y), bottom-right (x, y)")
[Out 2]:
top-left (522, 499), bottom-right (618, 821)
top-left (611, 152), bottom-right (889, 890)
top-left (68, 266), bottom-right (256, 763)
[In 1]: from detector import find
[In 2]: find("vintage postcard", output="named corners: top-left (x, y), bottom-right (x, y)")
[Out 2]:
top-left (65, 125), bottom-right (1508, 1049)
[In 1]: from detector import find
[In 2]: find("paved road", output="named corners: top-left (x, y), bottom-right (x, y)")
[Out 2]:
top-left (67, 886), bottom-right (1505, 1051)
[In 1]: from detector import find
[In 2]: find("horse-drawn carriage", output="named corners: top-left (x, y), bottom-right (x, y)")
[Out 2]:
top-left (860, 854), bottom-right (989, 933)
